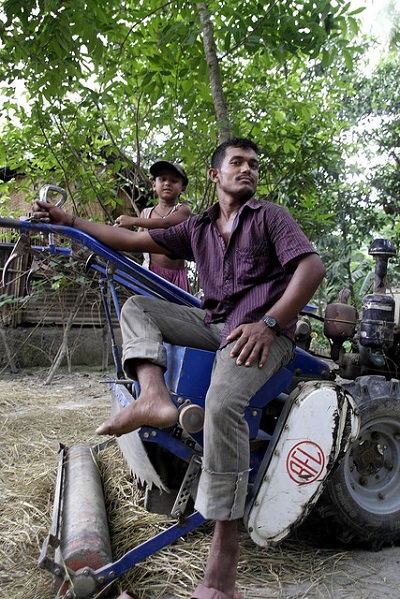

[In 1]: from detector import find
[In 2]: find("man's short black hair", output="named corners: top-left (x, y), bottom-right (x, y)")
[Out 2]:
top-left (211, 137), bottom-right (259, 169)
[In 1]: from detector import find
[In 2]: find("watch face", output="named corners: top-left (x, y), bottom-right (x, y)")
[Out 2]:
top-left (264, 316), bottom-right (277, 327)
top-left (263, 316), bottom-right (280, 334)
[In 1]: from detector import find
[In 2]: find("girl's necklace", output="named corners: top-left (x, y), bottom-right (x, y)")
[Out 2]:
top-left (153, 204), bottom-right (176, 219)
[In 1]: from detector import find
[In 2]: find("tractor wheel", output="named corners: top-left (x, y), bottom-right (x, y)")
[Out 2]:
top-left (314, 375), bottom-right (400, 548)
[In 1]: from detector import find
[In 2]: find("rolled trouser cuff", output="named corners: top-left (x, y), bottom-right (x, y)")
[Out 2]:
top-left (122, 339), bottom-right (167, 378)
top-left (194, 468), bottom-right (249, 521)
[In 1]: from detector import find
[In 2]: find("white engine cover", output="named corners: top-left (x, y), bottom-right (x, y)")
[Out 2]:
top-left (244, 381), bottom-right (360, 546)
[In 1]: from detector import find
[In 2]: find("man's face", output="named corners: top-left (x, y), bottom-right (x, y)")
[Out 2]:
top-left (210, 146), bottom-right (259, 200)
top-left (152, 169), bottom-right (186, 201)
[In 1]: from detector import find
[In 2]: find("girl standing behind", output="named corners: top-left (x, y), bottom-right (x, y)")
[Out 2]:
top-left (114, 161), bottom-right (192, 292)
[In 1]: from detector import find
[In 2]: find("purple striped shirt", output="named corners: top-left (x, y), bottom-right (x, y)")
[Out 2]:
top-left (150, 197), bottom-right (317, 347)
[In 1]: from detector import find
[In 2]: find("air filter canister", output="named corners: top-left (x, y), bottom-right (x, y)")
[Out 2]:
top-left (360, 293), bottom-right (395, 349)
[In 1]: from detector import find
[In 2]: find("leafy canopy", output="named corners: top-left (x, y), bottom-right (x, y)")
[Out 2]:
top-left (1, 1), bottom-right (398, 299)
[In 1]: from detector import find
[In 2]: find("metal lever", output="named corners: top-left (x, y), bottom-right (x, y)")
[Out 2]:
top-left (39, 184), bottom-right (67, 207)
top-left (38, 185), bottom-right (68, 253)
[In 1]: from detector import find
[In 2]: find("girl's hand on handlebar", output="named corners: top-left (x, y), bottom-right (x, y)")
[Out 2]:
top-left (114, 215), bottom-right (136, 229)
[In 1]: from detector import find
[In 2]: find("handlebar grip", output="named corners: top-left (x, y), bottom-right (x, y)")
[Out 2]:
top-left (39, 184), bottom-right (67, 207)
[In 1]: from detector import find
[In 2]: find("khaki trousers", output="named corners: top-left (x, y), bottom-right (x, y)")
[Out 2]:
top-left (120, 296), bottom-right (294, 520)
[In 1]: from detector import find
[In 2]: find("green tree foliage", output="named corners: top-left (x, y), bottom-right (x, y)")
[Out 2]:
top-left (332, 46), bottom-right (400, 298)
top-left (0, 1), bottom-right (362, 214)
top-left (2, 0), bottom-right (398, 305)
top-left (354, 56), bottom-right (400, 224)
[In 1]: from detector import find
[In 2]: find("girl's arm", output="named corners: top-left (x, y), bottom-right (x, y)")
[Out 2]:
top-left (115, 204), bottom-right (192, 230)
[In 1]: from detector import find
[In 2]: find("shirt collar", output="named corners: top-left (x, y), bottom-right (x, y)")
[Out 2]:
top-left (200, 196), bottom-right (262, 223)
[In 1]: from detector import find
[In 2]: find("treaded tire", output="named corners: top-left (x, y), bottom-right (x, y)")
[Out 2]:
top-left (314, 375), bottom-right (400, 548)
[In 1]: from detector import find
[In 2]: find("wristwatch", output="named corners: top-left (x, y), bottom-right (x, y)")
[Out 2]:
top-left (262, 315), bottom-right (281, 336)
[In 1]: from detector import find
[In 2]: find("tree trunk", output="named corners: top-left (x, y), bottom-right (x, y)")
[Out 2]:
top-left (197, 2), bottom-right (231, 143)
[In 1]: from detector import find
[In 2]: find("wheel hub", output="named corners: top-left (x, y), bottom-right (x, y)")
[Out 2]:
top-left (352, 437), bottom-right (386, 479)
top-left (345, 417), bottom-right (400, 514)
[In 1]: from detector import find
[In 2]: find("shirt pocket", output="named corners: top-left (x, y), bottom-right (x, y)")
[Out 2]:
top-left (235, 243), bottom-right (269, 285)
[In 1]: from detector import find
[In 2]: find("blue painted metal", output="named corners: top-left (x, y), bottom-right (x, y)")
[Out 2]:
top-left (99, 275), bottom-right (124, 378)
top-left (0, 217), bottom-right (199, 307)
top-left (0, 216), bottom-right (333, 591)
top-left (249, 368), bottom-right (293, 408)
top-left (94, 511), bottom-right (206, 581)
top-left (164, 343), bottom-right (215, 397)
top-left (288, 346), bottom-right (330, 378)
top-left (139, 427), bottom-right (195, 462)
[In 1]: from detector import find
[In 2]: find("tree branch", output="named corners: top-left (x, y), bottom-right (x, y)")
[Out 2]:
top-left (197, 2), bottom-right (231, 143)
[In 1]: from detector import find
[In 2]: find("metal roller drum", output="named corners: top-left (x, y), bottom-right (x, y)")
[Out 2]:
top-left (55, 443), bottom-right (112, 598)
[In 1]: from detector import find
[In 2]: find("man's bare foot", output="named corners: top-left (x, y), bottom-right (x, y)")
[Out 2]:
top-left (96, 394), bottom-right (178, 436)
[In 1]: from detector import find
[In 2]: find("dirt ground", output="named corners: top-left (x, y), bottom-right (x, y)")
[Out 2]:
top-left (1, 368), bottom-right (400, 599)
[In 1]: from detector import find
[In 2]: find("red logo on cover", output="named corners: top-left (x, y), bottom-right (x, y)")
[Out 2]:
top-left (286, 441), bottom-right (325, 484)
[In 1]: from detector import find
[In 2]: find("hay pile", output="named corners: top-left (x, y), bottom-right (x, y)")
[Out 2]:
top-left (0, 369), bottom-right (352, 599)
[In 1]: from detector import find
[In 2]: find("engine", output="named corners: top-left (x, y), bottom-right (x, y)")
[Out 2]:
top-left (298, 239), bottom-right (399, 381)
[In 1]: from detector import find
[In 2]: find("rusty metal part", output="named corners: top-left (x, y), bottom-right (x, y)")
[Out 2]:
top-left (39, 443), bottom-right (113, 598)
top-left (324, 302), bottom-right (357, 341)
top-left (57, 443), bottom-right (112, 568)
